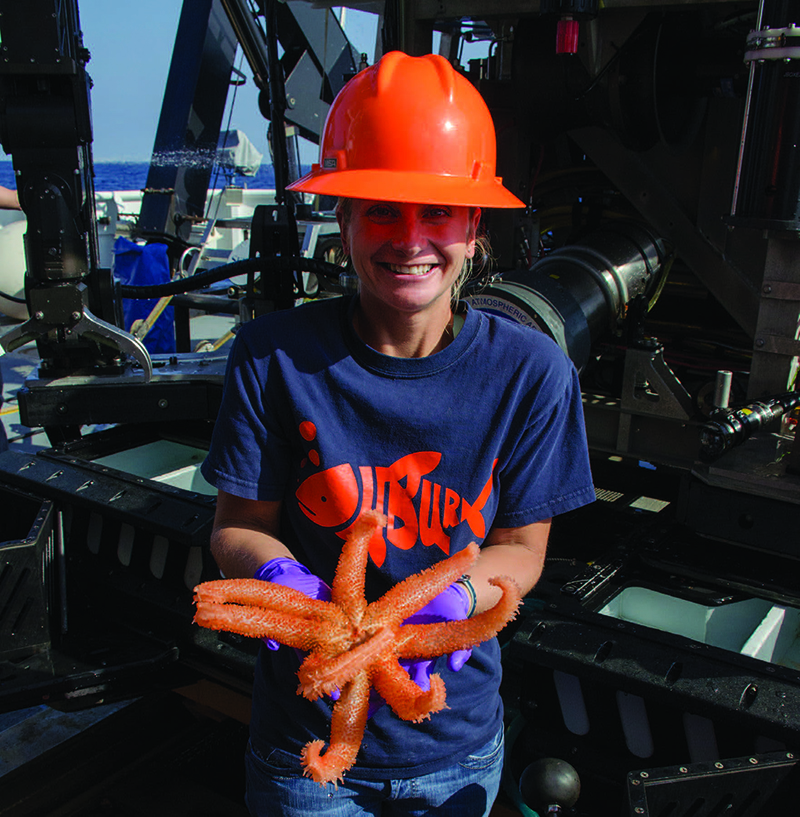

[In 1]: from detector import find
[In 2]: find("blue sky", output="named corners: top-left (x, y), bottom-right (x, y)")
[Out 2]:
top-left (79, 1), bottom-right (379, 162)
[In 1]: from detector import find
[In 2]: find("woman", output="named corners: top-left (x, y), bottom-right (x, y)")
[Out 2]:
top-left (201, 51), bottom-right (595, 816)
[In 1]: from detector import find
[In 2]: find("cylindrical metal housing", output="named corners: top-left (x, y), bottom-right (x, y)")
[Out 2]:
top-left (468, 222), bottom-right (668, 369)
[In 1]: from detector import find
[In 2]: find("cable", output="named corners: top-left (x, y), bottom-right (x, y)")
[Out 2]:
top-left (118, 255), bottom-right (346, 299)
top-left (0, 288), bottom-right (25, 304)
top-left (205, 50), bottom-right (247, 223)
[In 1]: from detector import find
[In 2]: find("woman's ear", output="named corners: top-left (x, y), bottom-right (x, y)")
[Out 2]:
top-left (336, 208), bottom-right (350, 256)
top-left (465, 207), bottom-right (482, 258)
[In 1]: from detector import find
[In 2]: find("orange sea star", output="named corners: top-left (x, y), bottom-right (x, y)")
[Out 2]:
top-left (193, 510), bottom-right (522, 785)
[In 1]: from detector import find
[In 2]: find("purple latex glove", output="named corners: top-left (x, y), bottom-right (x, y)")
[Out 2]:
top-left (399, 582), bottom-right (472, 692)
top-left (254, 557), bottom-right (331, 651)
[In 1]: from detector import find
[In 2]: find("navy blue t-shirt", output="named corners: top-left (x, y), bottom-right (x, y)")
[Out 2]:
top-left (201, 295), bottom-right (594, 778)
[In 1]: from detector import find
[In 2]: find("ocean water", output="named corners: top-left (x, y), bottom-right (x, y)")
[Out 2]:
top-left (0, 160), bottom-right (280, 192)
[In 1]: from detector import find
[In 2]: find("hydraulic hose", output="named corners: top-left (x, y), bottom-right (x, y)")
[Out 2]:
top-left (0, 288), bottom-right (25, 304)
top-left (118, 256), bottom-right (346, 299)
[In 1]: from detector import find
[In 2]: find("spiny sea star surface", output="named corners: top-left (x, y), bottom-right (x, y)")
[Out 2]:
top-left (193, 510), bottom-right (521, 785)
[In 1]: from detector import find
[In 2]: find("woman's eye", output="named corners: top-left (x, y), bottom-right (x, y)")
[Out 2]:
top-left (424, 207), bottom-right (451, 219)
top-left (366, 205), bottom-right (397, 220)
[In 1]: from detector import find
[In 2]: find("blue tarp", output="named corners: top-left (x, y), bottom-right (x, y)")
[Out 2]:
top-left (113, 237), bottom-right (176, 354)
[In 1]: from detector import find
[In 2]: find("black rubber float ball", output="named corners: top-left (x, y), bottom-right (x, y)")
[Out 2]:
top-left (519, 757), bottom-right (581, 812)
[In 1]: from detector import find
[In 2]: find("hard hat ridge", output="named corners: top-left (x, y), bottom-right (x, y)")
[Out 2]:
top-left (373, 51), bottom-right (456, 103)
top-left (287, 51), bottom-right (525, 209)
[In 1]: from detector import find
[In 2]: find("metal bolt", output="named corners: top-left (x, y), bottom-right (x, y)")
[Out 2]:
top-left (33, 311), bottom-right (44, 320)
top-left (750, 757), bottom-right (759, 765)
top-left (756, 338), bottom-right (765, 347)
top-left (158, 399), bottom-right (169, 409)
top-left (679, 767), bottom-right (688, 773)
top-left (763, 284), bottom-right (772, 294)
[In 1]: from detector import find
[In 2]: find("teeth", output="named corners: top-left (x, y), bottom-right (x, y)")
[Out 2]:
top-left (387, 263), bottom-right (434, 275)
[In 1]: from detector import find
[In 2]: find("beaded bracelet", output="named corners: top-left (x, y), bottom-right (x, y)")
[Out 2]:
top-left (457, 574), bottom-right (478, 618)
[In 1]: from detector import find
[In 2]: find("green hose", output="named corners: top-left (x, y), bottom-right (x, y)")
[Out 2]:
top-left (502, 713), bottom-right (540, 817)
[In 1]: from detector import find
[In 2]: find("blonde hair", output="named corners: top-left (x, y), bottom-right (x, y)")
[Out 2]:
top-left (335, 198), bottom-right (492, 307)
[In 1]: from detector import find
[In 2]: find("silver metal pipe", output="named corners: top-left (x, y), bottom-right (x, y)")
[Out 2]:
top-left (714, 369), bottom-right (733, 409)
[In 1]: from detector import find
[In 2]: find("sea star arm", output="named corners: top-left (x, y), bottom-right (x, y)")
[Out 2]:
top-left (193, 577), bottom-right (353, 649)
top-left (193, 601), bottom-right (334, 650)
top-left (330, 510), bottom-right (386, 624)
top-left (194, 578), bottom-right (344, 622)
top-left (371, 653), bottom-right (447, 723)
top-left (361, 543), bottom-right (480, 631)
top-left (395, 576), bottom-right (522, 659)
top-left (300, 669), bottom-right (371, 787)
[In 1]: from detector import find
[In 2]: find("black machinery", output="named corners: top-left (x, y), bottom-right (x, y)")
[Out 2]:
top-left (2, 1), bottom-right (800, 815)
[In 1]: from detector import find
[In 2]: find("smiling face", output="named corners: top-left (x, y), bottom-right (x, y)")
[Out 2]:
top-left (337, 199), bottom-right (481, 321)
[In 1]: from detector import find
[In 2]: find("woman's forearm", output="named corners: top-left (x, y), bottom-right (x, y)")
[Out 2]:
top-left (466, 519), bottom-right (552, 614)
top-left (210, 521), bottom-right (294, 578)
top-left (210, 491), bottom-right (293, 578)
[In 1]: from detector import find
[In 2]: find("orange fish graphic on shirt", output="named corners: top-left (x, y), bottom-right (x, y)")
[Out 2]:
top-left (296, 450), bottom-right (496, 567)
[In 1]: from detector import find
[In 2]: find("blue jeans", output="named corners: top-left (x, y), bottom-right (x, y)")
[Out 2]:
top-left (244, 726), bottom-right (504, 817)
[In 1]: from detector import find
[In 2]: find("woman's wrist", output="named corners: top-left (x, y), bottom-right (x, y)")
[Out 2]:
top-left (456, 574), bottom-right (478, 618)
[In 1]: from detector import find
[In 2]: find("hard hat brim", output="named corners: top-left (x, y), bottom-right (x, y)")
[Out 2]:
top-left (287, 168), bottom-right (526, 209)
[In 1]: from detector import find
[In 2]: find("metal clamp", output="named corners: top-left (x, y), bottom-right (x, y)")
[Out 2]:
top-left (0, 307), bottom-right (153, 382)
top-left (745, 24), bottom-right (800, 62)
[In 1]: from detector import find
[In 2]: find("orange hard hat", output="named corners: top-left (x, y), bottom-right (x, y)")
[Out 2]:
top-left (286, 51), bottom-right (525, 209)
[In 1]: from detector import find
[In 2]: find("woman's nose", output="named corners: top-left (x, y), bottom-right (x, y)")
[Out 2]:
top-left (391, 213), bottom-right (424, 252)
